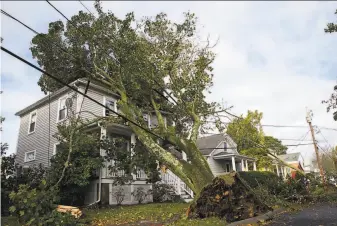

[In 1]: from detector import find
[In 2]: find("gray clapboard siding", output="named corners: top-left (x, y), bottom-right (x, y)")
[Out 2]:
top-left (79, 89), bottom-right (105, 120)
top-left (207, 157), bottom-right (229, 176)
top-left (16, 91), bottom-right (77, 167)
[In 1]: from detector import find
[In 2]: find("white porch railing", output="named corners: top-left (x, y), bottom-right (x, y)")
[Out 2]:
top-left (161, 169), bottom-right (194, 198)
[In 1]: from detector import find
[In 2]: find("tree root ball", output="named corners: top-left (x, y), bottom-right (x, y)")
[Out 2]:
top-left (188, 172), bottom-right (272, 222)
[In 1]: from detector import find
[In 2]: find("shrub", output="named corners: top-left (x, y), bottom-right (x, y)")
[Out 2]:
top-left (152, 183), bottom-right (176, 203)
top-left (112, 187), bottom-right (125, 205)
top-left (132, 187), bottom-right (151, 204)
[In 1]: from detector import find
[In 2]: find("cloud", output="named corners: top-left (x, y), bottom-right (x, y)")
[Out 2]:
top-left (1, 1), bottom-right (336, 168)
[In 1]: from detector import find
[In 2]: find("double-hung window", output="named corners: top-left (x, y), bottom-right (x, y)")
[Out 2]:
top-left (28, 111), bottom-right (37, 134)
top-left (58, 96), bottom-right (67, 122)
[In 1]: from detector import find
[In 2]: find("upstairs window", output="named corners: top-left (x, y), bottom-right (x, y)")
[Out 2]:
top-left (28, 111), bottom-right (37, 134)
top-left (58, 96), bottom-right (67, 122)
top-left (105, 98), bottom-right (117, 117)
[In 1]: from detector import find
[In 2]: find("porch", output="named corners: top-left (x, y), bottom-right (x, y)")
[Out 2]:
top-left (212, 153), bottom-right (257, 174)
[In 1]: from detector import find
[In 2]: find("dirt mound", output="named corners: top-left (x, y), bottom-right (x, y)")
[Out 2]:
top-left (187, 172), bottom-right (272, 223)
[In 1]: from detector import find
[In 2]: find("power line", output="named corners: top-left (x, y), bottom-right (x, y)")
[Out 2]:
top-left (205, 119), bottom-right (337, 131)
top-left (1, 46), bottom-right (166, 142)
top-left (198, 143), bottom-right (315, 150)
top-left (78, 0), bottom-right (94, 15)
top-left (316, 127), bottom-right (333, 150)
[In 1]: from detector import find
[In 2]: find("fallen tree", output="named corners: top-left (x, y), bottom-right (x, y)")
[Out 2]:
top-left (187, 172), bottom-right (272, 223)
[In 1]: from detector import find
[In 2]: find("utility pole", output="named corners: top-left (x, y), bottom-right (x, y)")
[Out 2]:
top-left (306, 109), bottom-right (326, 185)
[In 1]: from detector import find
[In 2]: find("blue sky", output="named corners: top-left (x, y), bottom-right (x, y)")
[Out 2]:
top-left (1, 1), bottom-right (337, 168)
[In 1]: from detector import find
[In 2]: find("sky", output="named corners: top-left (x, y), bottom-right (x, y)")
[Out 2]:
top-left (1, 1), bottom-right (337, 168)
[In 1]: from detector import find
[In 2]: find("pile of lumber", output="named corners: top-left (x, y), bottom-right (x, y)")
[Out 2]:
top-left (56, 205), bottom-right (82, 218)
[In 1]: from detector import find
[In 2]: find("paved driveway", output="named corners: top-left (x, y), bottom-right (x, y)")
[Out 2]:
top-left (269, 203), bottom-right (337, 226)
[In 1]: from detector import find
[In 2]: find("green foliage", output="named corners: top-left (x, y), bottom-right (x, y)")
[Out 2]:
top-left (264, 136), bottom-right (287, 155)
top-left (101, 137), bottom-right (161, 185)
top-left (239, 172), bottom-right (310, 206)
top-left (47, 119), bottom-right (104, 206)
top-left (1, 143), bottom-right (17, 216)
top-left (324, 9), bottom-right (337, 33)
top-left (239, 171), bottom-right (282, 190)
top-left (9, 180), bottom-right (84, 226)
top-left (152, 183), bottom-right (177, 203)
top-left (226, 110), bottom-right (273, 169)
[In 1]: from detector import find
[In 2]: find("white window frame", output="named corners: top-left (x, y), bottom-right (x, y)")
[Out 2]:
top-left (53, 143), bottom-right (60, 156)
top-left (27, 110), bottom-right (37, 134)
top-left (103, 96), bottom-right (117, 117)
top-left (24, 150), bottom-right (36, 162)
top-left (57, 95), bottom-right (68, 123)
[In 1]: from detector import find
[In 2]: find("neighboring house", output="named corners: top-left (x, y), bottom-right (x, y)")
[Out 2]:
top-left (196, 134), bottom-right (257, 175)
top-left (272, 152), bottom-right (304, 179)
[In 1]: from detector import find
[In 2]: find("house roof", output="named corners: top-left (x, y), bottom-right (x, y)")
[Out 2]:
top-left (196, 134), bottom-right (225, 155)
top-left (277, 152), bottom-right (301, 162)
top-left (196, 133), bottom-right (238, 155)
top-left (15, 78), bottom-right (118, 116)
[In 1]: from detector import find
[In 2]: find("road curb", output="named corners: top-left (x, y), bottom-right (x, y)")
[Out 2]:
top-left (226, 208), bottom-right (285, 226)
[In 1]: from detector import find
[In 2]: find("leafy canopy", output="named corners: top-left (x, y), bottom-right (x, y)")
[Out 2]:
top-left (226, 110), bottom-right (286, 168)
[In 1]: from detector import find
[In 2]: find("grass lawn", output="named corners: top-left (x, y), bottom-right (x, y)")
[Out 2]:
top-left (84, 203), bottom-right (225, 225)
top-left (1, 203), bottom-right (225, 225)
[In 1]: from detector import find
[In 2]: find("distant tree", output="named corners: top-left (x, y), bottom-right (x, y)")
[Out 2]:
top-left (323, 9), bottom-right (337, 121)
top-left (264, 136), bottom-right (287, 155)
top-left (226, 110), bottom-right (272, 169)
top-left (320, 146), bottom-right (337, 175)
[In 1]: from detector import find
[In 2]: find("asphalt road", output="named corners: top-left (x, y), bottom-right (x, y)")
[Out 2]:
top-left (269, 203), bottom-right (337, 226)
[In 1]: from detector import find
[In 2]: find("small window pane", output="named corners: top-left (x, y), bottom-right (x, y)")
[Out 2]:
top-left (29, 122), bottom-right (35, 133)
top-left (29, 113), bottom-right (36, 133)
top-left (59, 108), bottom-right (66, 120)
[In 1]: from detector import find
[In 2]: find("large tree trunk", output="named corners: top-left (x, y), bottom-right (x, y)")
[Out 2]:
top-left (131, 125), bottom-right (214, 195)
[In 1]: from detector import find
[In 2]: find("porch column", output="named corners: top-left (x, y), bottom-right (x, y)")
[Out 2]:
top-left (276, 165), bottom-right (280, 176)
top-left (130, 133), bottom-right (136, 156)
top-left (245, 160), bottom-right (248, 171)
top-left (241, 159), bottom-right (244, 171)
top-left (253, 161), bottom-right (257, 171)
top-left (231, 156), bottom-right (236, 171)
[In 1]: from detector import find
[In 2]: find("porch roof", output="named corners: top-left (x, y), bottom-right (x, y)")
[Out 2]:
top-left (213, 152), bottom-right (255, 161)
